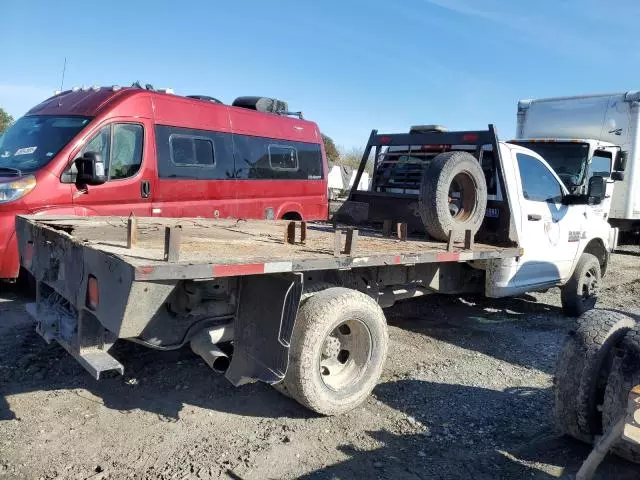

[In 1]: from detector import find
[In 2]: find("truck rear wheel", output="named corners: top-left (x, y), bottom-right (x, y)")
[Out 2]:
top-left (281, 287), bottom-right (388, 415)
top-left (553, 309), bottom-right (636, 443)
top-left (418, 151), bottom-right (487, 242)
top-left (602, 328), bottom-right (640, 463)
top-left (561, 253), bottom-right (601, 317)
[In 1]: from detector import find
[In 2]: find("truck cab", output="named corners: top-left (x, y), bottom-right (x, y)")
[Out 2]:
top-left (508, 138), bottom-right (621, 223)
top-left (337, 125), bottom-right (617, 314)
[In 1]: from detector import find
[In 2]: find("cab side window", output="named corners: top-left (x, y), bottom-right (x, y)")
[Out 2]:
top-left (517, 153), bottom-right (563, 203)
top-left (78, 123), bottom-right (144, 181)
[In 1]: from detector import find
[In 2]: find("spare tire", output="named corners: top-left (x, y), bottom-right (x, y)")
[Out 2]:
top-left (418, 151), bottom-right (487, 242)
top-left (602, 328), bottom-right (640, 464)
top-left (553, 309), bottom-right (636, 443)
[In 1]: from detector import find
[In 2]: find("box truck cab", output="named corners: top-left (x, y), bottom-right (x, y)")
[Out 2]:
top-left (514, 92), bottom-right (639, 231)
top-left (0, 86), bottom-right (328, 280)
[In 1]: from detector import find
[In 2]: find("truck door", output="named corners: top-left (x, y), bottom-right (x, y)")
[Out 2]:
top-left (70, 121), bottom-right (153, 217)
top-left (511, 148), bottom-right (583, 288)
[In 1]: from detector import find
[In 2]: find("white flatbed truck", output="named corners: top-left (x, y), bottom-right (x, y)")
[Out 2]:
top-left (16, 126), bottom-right (619, 414)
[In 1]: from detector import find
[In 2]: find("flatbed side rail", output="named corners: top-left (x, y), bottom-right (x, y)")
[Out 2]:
top-left (133, 247), bottom-right (523, 281)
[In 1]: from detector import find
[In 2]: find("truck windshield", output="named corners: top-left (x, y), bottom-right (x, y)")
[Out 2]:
top-left (0, 115), bottom-right (91, 174)
top-left (513, 142), bottom-right (589, 187)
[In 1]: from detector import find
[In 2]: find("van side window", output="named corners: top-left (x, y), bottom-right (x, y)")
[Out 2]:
top-left (517, 153), bottom-right (563, 203)
top-left (79, 123), bottom-right (143, 181)
top-left (155, 124), bottom-right (323, 180)
top-left (269, 145), bottom-right (298, 170)
top-left (169, 135), bottom-right (215, 166)
top-left (233, 136), bottom-right (323, 180)
top-left (111, 124), bottom-right (143, 179)
top-left (588, 151), bottom-right (611, 179)
top-left (156, 125), bottom-right (234, 180)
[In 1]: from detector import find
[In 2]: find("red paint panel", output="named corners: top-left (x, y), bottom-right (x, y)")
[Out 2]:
top-left (436, 252), bottom-right (461, 262)
top-left (213, 263), bottom-right (265, 277)
top-left (394, 255), bottom-right (402, 264)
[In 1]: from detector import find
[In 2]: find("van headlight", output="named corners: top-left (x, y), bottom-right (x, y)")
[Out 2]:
top-left (0, 175), bottom-right (37, 203)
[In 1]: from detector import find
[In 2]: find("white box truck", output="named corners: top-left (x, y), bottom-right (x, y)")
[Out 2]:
top-left (514, 91), bottom-right (638, 231)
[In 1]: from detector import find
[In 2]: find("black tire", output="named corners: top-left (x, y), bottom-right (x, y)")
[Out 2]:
top-left (553, 309), bottom-right (636, 443)
top-left (282, 287), bottom-right (388, 415)
top-left (273, 282), bottom-right (336, 399)
top-left (561, 253), bottom-right (601, 317)
top-left (602, 328), bottom-right (640, 463)
top-left (418, 151), bottom-right (487, 242)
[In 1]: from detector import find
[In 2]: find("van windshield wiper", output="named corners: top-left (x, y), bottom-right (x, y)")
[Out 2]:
top-left (0, 167), bottom-right (23, 177)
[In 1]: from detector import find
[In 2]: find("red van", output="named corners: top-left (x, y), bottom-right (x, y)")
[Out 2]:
top-left (0, 86), bottom-right (328, 280)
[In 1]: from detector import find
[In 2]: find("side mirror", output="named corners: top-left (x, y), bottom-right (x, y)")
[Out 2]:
top-left (614, 151), bottom-right (627, 171)
top-left (587, 175), bottom-right (606, 204)
top-left (611, 171), bottom-right (625, 182)
top-left (74, 152), bottom-right (106, 187)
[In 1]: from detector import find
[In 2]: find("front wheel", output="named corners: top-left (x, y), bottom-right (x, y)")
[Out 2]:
top-left (561, 253), bottom-right (601, 317)
top-left (281, 287), bottom-right (388, 415)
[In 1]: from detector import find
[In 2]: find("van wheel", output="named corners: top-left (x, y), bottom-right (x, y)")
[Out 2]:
top-left (561, 253), bottom-right (601, 317)
top-left (281, 287), bottom-right (388, 415)
top-left (418, 151), bottom-right (487, 242)
top-left (553, 310), bottom-right (636, 443)
top-left (602, 328), bottom-right (640, 463)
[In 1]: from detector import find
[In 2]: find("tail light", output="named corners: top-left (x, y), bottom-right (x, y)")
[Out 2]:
top-left (87, 275), bottom-right (99, 310)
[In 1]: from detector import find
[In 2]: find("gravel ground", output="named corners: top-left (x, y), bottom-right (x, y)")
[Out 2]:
top-left (1, 246), bottom-right (640, 480)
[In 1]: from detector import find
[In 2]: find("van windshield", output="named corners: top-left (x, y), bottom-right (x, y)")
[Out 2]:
top-left (512, 141), bottom-right (590, 187)
top-left (0, 115), bottom-right (91, 175)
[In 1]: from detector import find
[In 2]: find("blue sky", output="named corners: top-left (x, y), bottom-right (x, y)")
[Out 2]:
top-left (2, 0), bottom-right (639, 149)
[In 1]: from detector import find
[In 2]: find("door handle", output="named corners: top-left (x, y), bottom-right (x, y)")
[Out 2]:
top-left (527, 213), bottom-right (542, 221)
top-left (141, 181), bottom-right (151, 199)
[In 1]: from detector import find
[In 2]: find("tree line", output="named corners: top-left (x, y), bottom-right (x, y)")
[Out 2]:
top-left (0, 107), bottom-right (13, 134)
top-left (322, 133), bottom-right (372, 173)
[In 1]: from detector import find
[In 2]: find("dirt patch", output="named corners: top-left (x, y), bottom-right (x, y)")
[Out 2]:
top-left (1, 249), bottom-right (639, 479)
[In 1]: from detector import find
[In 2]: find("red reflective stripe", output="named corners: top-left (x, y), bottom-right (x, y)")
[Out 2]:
top-left (213, 263), bottom-right (265, 277)
top-left (136, 266), bottom-right (155, 278)
top-left (436, 252), bottom-right (460, 262)
top-left (394, 255), bottom-right (402, 264)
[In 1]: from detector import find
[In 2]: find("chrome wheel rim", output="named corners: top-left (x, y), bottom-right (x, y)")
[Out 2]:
top-left (318, 319), bottom-right (373, 391)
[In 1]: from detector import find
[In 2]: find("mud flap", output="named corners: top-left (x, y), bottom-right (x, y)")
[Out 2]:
top-left (225, 273), bottom-right (302, 386)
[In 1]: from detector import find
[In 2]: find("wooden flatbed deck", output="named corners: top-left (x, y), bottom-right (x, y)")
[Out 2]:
top-left (21, 216), bottom-right (522, 281)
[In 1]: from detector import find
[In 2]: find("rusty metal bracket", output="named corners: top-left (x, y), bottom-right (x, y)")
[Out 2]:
top-left (334, 228), bottom-right (359, 256)
top-left (382, 220), bottom-right (393, 237)
top-left (284, 221), bottom-right (307, 245)
top-left (164, 225), bottom-right (182, 262)
top-left (464, 229), bottom-right (474, 250)
top-left (396, 222), bottom-right (408, 241)
top-left (447, 230), bottom-right (456, 252)
top-left (127, 215), bottom-right (138, 249)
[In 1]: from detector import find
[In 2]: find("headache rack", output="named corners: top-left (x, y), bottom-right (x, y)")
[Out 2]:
top-left (333, 125), bottom-right (513, 245)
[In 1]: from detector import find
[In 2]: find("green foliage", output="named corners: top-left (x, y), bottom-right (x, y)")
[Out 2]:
top-left (322, 133), bottom-right (340, 165)
top-left (0, 108), bottom-right (14, 134)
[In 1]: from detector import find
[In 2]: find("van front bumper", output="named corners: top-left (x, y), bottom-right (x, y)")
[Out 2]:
top-left (0, 211), bottom-right (20, 279)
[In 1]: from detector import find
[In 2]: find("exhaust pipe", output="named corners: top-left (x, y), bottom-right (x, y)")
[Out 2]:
top-left (190, 325), bottom-right (233, 373)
